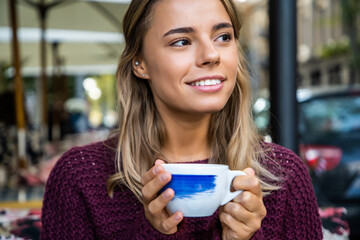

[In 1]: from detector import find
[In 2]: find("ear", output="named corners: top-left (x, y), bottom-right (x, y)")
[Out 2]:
top-left (132, 59), bottom-right (149, 79)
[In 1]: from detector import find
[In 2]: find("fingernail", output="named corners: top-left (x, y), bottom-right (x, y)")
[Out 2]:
top-left (224, 213), bottom-right (231, 224)
top-left (174, 213), bottom-right (182, 221)
top-left (153, 166), bottom-right (160, 175)
top-left (155, 159), bottom-right (163, 165)
top-left (163, 190), bottom-right (171, 199)
top-left (160, 173), bottom-right (168, 182)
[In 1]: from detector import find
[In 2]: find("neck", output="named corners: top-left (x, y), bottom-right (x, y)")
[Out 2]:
top-left (159, 110), bottom-right (212, 163)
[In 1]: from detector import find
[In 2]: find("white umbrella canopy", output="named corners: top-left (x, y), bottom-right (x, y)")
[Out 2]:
top-left (0, 0), bottom-right (131, 159)
top-left (0, 0), bottom-right (130, 75)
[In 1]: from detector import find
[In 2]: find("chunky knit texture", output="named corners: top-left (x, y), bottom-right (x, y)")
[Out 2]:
top-left (41, 139), bottom-right (322, 239)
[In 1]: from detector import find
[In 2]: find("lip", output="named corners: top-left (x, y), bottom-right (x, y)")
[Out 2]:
top-left (186, 75), bottom-right (225, 93)
top-left (186, 75), bottom-right (225, 84)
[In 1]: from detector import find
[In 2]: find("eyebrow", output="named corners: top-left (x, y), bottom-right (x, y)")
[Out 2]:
top-left (163, 27), bottom-right (194, 37)
top-left (163, 22), bottom-right (233, 37)
top-left (212, 22), bottom-right (233, 31)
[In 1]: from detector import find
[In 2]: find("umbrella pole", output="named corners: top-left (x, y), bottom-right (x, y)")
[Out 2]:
top-left (9, 0), bottom-right (27, 169)
top-left (23, 0), bottom-right (65, 140)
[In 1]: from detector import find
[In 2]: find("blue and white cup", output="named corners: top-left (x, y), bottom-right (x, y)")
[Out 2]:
top-left (161, 164), bottom-right (246, 217)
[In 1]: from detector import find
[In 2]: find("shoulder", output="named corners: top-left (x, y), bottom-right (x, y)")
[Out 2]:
top-left (48, 138), bottom-right (117, 185)
top-left (260, 142), bottom-right (322, 239)
top-left (262, 141), bottom-right (309, 177)
top-left (261, 142), bottom-right (316, 196)
top-left (41, 138), bottom-right (120, 238)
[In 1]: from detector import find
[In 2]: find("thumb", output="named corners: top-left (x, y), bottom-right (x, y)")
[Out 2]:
top-left (242, 167), bottom-right (255, 176)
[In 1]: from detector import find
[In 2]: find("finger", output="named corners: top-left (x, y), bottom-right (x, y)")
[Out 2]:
top-left (154, 159), bottom-right (165, 166)
top-left (232, 191), bottom-right (261, 210)
top-left (232, 169), bottom-right (262, 197)
top-left (233, 191), bottom-right (267, 219)
top-left (141, 159), bottom-right (166, 185)
top-left (160, 212), bottom-right (183, 234)
top-left (222, 201), bottom-right (253, 224)
top-left (219, 211), bottom-right (250, 239)
top-left (242, 168), bottom-right (255, 176)
top-left (142, 171), bottom-right (171, 203)
top-left (147, 188), bottom-right (174, 215)
top-left (226, 194), bottom-right (267, 223)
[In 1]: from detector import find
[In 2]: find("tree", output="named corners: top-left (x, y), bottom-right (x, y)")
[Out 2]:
top-left (342, 0), bottom-right (360, 84)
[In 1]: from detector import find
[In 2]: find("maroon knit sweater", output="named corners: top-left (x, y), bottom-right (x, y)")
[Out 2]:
top-left (41, 139), bottom-right (323, 239)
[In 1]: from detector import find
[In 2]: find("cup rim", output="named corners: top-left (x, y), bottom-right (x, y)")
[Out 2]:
top-left (161, 163), bottom-right (229, 170)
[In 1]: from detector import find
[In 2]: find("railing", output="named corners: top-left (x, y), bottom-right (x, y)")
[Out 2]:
top-left (298, 56), bottom-right (351, 87)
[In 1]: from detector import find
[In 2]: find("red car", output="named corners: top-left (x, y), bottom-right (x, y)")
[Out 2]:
top-left (254, 85), bottom-right (360, 239)
top-left (297, 86), bottom-right (360, 239)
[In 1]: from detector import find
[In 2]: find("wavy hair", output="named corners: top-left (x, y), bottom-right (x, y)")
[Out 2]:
top-left (107, 0), bottom-right (280, 201)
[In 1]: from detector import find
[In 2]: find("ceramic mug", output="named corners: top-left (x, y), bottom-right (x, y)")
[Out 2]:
top-left (161, 164), bottom-right (246, 217)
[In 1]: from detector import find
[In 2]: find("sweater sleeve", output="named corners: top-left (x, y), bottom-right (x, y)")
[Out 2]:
top-left (250, 228), bottom-right (264, 240)
top-left (281, 148), bottom-right (323, 239)
top-left (41, 148), bottom-right (95, 240)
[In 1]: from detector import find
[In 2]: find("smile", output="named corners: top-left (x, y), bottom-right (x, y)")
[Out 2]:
top-left (189, 79), bottom-right (222, 87)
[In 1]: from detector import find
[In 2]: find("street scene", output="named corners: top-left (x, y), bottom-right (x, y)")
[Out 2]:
top-left (0, 0), bottom-right (359, 239)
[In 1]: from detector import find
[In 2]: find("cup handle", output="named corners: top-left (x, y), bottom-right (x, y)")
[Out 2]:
top-left (220, 170), bottom-right (246, 205)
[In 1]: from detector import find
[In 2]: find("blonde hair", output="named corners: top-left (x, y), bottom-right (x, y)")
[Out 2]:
top-left (107, 0), bottom-right (280, 200)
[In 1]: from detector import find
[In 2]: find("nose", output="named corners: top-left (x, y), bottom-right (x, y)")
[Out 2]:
top-left (196, 39), bottom-right (220, 67)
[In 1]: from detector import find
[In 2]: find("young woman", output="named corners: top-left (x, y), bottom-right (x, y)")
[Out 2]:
top-left (41, 0), bottom-right (323, 239)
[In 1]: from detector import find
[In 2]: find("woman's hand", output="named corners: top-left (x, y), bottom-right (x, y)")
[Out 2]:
top-left (219, 168), bottom-right (266, 240)
top-left (141, 159), bottom-right (183, 234)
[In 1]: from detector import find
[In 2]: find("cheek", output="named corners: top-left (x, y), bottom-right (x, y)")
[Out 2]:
top-left (146, 52), bottom-right (192, 86)
top-left (225, 52), bottom-right (239, 80)
top-left (145, 59), bottom-right (182, 98)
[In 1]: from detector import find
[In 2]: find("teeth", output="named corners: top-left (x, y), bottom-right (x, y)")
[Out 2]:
top-left (190, 79), bottom-right (221, 86)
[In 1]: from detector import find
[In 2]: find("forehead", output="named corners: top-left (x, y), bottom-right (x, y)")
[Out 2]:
top-left (149, 0), bottom-right (231, 33)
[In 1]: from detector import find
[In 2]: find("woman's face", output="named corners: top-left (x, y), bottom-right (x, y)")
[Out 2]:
top-left (140, 0), bottom-right (238, 116)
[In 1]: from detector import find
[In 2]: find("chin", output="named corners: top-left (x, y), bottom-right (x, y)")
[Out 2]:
top-left (191, 103), bottom-right (227, 114)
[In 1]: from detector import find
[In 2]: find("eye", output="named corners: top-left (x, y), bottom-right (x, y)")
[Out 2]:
top-left (170, 38), bottom-right (191, 47)
top-left (216, 33), bottom-right (232, 42)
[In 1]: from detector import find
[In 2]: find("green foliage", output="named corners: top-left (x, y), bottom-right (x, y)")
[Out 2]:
top-left (320, 41), bottom-right (350, 59)
top-left (341, 0), bottom-right (360, 22)
top-left (341, 0), bottom-right (360, 69)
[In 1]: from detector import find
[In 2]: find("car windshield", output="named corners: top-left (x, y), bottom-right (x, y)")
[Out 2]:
top-left (299, 94), bottom-right (360, 150)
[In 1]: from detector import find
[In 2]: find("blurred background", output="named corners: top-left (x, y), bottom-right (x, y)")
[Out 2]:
top-left (0, 0), bottom-right (359, 239)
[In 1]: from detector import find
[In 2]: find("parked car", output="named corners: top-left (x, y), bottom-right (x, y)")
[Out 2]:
top-left (297, 86), bottom-right (360, 238)
top-left (253, 85), bottom-right (360, 238)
